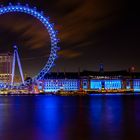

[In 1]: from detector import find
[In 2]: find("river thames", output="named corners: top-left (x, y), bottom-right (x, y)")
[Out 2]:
top-left (0, 94), bottom-right (140, 140)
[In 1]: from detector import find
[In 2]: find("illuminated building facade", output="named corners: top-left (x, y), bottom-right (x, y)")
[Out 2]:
top-left (90, 80), bottom-right (122, 90)
top-left (133, 80), bottom-right (140, 92)
top-left (44, 79), bottom-right (80, 92)
top-left (42, 71), bottom-right (140, 93)
top-left (44, 73), bottom-right (80, 92)
top-left (0, 53), bottom-right (13, 83)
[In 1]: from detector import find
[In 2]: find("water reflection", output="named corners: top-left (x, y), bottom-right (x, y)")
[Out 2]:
top-left (34, 96), bottom-right (62, 140)
top-left (0, 95), bottom-right (140, 140)
top-left (89, 96), bottom-right (123, 140)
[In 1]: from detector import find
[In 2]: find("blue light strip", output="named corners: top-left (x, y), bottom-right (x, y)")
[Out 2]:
top-left (90, 79), bottom-right (122, 90)
top-left (105, 80), bottom-right (122, 90)
top-left (90, 80), bottom-right (102, 90)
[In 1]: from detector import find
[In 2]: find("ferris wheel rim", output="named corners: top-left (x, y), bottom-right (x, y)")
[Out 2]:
top-left (0, 3), bottom-right (59, 84)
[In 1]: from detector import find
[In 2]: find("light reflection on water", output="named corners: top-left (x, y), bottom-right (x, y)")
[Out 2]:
top-left (0, 95), bottom-right (140, 140)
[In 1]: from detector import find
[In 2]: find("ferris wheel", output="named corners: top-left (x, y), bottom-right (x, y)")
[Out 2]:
top-left (0, 3), bottom-right (59, 86)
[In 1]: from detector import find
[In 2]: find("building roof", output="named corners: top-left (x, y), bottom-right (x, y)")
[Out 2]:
top-left (0, 52), bottom-right (13, 56)
top-left (45, 72), bottom-right (79, 79)
top-left (44, 70), bottom-right (140, 79)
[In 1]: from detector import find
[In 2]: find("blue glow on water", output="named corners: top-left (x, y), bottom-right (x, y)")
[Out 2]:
top-left (1, 95), bottom-right (140, 140)
top-left (89, 93), bottom-right (138, 96)
top-left (34, 97), bottom-right (61, 135)
top-left (89, 95), bottom-right (123, 135)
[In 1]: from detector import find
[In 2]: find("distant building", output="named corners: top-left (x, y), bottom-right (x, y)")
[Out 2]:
top-left (0, 53), bottom-right (13, 83)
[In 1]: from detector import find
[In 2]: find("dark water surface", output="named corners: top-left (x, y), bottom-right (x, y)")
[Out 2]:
top-left (0, 95), bottom-right (140, 140)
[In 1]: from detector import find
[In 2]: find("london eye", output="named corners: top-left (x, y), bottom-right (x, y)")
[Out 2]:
top-left (0, 3), bottom-right (59, 88)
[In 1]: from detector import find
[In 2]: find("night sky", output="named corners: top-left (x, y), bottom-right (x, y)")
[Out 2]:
top-left (0, 0), bottom-right (139, 77)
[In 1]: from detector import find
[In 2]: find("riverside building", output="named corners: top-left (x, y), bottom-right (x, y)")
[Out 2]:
top-left (0, 53), bottom-right (13, 83)
top-left (42, 70), bottom-right (140, 93)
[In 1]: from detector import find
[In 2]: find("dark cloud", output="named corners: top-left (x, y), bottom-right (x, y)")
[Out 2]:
top-left (58, 49), bottom-right (82, 59)
top-left (57, 0), bottom-right (124, 45)
top-left (0, 0), bottom-right (124, 50)
top-left (0, 13), bottom-right (50, 50)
